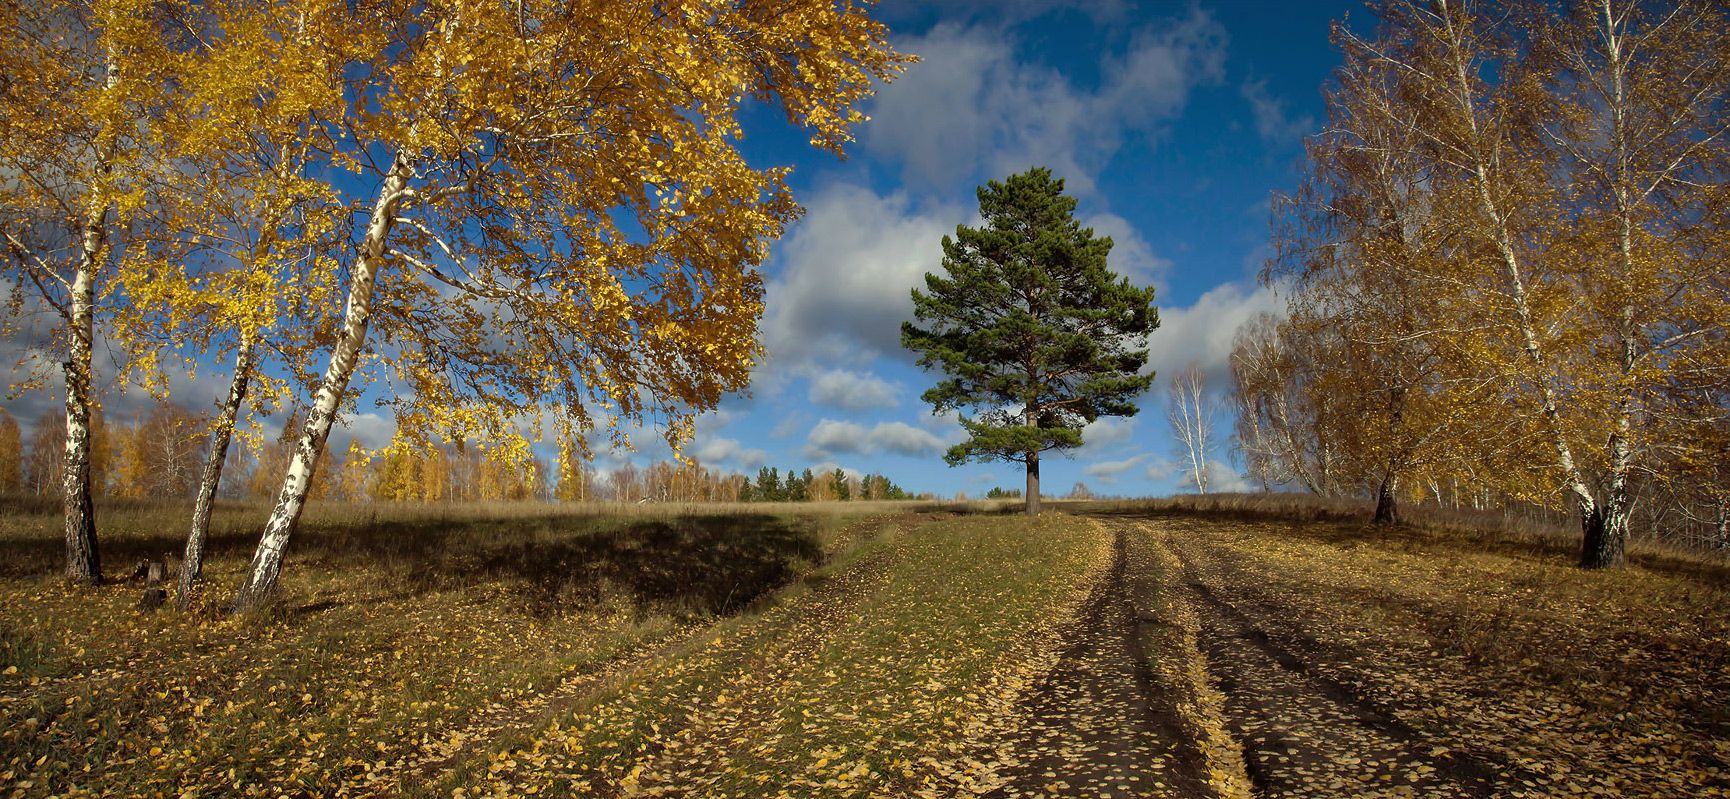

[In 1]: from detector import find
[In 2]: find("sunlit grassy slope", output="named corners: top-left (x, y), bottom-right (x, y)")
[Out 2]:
top-left (0, 501), bottom-right (1103, 798)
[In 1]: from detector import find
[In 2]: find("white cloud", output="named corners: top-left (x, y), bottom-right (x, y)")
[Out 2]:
top-left (768, 412), bottom-right (807, 440)
top-left (692, 436), bottom-right (768, 470)
top-left (1077, 416), bottom-right (1137, 456)
top-left (866, 10), bottom-right (1227, 194)
top-left (1101, 15), bottom-right (1229, 127)
top-left (1170, 458), bottom-right (1254, 494)
top-left (808, 368), bottom-right (902, 412)
top-left (1085, 212), bottom-right (1171, 290)
top-left (1205, 460), bottom-right (1256, 493)
top-left (1144, 456), bottom-right (1179, 482)
top-left (695, 408), bottom-right (737, 435)
top-left (1084, 454), bottom-right (1147, 483)
top-left (875, 421), bottom-right (949, 456)
top-left (804, 418), bottom-right (949, 459)
top-left (1241, 79), bottom-right (1316, 147)
top-left (916, 406), bottom-right (959, 431)
top-left (807, 461), bottom-right (864, 482)
top-left (333, 411), bottom-right (396, 450)
top-left (1146, 281), bottom-right (1286, 392)
top-left (878, 0), bottom-right (1129, 26)
top-left (760, 184), bottom-right (959, 368)
top-left (806, 419), bottom-right (871, 456)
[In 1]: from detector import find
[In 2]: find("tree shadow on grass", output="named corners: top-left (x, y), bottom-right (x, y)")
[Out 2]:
top-left (0, 504), bottom-right (824, 618)
top-left (365, 514), bottom-right (825, 616)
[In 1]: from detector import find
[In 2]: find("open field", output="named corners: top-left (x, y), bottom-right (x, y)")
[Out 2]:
top-left (0, 500), bottom-right (1092, 797)
top-left (3, 499), bottom-right (1727, 798)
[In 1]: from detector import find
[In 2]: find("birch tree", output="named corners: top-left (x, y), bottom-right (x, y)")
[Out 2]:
top-left (1264, 36), bottom-right (1524, 526)
top-left (1245, 0), bottom-right (1730, 558)
top-left (1527, 0), bottom-right (1730, 565)
top-left (0, 409), bottom-right (20, 494)
top-left (1228, 314), bottom-right (1348, 496)
top-left (1334, 0), bottom-right (1730, 566)
top-left (555, 436), bottom-right (594, 502)
top-left (1167, 362), bottom-right (1214, 494)
top-left (110, 402), bottom-right (208, 499)
top-left (0, 0), bottom-right (178, 583)
top-left (106, 0), bottom-right (351, 604)
top-left (225, 0), bottom-right (908, 611)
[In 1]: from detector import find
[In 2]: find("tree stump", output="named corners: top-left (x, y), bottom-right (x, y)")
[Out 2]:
top-left (128, 561), bottom-right (167, 590)
top-left (137, 588), bottom-right (167, 612)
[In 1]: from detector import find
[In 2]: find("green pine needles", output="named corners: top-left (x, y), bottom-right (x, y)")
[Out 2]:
top-left (901, 168), bottom-right (1160, 515)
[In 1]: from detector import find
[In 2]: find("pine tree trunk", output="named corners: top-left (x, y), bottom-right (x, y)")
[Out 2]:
top-left (61, 221), bottom-right (102, 585)
top-left (1372, 471), bottom-right (1399, 526)
top-left (1025, 451), bottom-right (1041, 516)
top-left (176, 339), bottom-right (256, 609)
top-left (231, 158), bottom-right (408, 614)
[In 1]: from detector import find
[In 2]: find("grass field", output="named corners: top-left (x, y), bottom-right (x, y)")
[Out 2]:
top-left (3, 497), bottom-right (1726, 798)
top-left (0, 499), bottom-right (1097, 798)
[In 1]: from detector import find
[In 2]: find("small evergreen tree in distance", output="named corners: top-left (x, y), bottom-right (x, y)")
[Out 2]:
top-left (902, 168), bottom-right (1159, 515)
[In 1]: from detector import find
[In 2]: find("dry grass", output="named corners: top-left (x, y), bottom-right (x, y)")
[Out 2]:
top-left (0, 497), bottom-right (1009, 584)
top-left (0, 498), bottom-right (1094, 798)
top-left (1081, 492), bottom-right (1730, 578)
top-left (0, 499), bottom-right (896, 796)
top-left (435, 513), bottom-right (1107, 799)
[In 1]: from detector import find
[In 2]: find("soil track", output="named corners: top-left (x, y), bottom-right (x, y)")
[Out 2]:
top-left (995, 522), bottom-right (1211, 799)
top-left (1158, 521), bottom-right (1516, 798)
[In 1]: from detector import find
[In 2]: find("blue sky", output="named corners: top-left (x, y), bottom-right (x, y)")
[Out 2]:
top-left (3, 0), bottom-right (1363, 499)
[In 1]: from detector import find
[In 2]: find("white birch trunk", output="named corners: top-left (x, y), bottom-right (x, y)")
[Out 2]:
top-left (1169, 365), bottom-right (1212, 494)
top-left (230, 158), bottom-right (410, 613)
top-left (176, 337), bottom-right (257, 608)
top-left (61, 250), bottom-right (100, 584)
top-left (1585, 0), bottom-right (1638, 568)
top-left (60, 39), bottom-right (122, 586)
top-left (1434, 0), bottom-right (1602, 548)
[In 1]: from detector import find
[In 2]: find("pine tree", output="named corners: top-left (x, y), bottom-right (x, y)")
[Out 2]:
top-left (756, 467), bottom-right (781, 502)
top-left (902, 168), bottom-right (1159, 515)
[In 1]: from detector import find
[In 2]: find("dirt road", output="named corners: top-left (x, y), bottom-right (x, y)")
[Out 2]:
top-left (1156, 519), bottom-right (1516, 798)
top-left (1007, 513), bottom-right (1729, 799)
top-left (995, 524), bottom-right (1210, 799)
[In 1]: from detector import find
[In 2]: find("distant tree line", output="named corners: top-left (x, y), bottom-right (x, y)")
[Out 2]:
top-left (0, 405), bottom-right (926, 507)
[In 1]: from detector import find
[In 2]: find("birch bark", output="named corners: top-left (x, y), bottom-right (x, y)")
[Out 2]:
top-left (231, 157), bottom-right (409, 612)
top-left (176, 337), bottom-right (256, 607)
